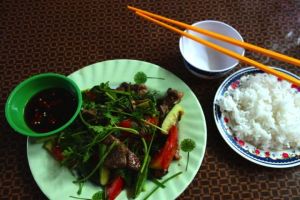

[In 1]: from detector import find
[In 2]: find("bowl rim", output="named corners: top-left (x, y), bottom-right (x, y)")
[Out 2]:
top-left (213, 66), bottom-right (300, 168)
top-left (5, 72), bottom-right (83, 137)
top-left (179, 20), bottom-right (245, 73)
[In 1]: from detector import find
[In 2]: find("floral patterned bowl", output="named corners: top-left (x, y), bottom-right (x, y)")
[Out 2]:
top-left (213, 67), bottom-right (300, 168)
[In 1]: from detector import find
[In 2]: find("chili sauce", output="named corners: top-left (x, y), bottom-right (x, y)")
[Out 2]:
top-left (24, 87), bottom-right (77, 133)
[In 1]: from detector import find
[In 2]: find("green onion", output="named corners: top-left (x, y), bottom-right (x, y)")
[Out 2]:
top-left (141, 119), bottom-right (167, 134)
top-left (134, 130), bottom-right (157, 197)
top-left (69, 196), bottom-right (90, 200)
top-left (150, 179), bottom-right (166, 188)
top-left (76, 182), bottom-right (84, 195)
top-left (74, 141), bottom-right (117, 183)
top-left (111, 126), bottom-right (139, 135)
top-left (142, 171), bottom-right (183, 200)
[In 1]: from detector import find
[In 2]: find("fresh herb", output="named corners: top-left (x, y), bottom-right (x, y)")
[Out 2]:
top-left (180, 138), bottom-right (196, 171)
top-left (134, 155), bottom-right (151, 197)
top-left (77, 182), bottom-right (84, 195)
top-left (42, 79), bottom-right (183, 199)
top-left (92, 191), bottom-right (105, 200)
top-left (134, 72), bottom-right (148, 84)
top-left (70, 196), bottom-right (90, 200)
top-left (134, 132), bottom-right (155, 197)
top-left (141, 119), bottom-right (167, 134)
top-left (142, 171), bottom-right (183, 200)
top-left (134, 71), bottom-right (165, 84)
top-left (150, 179), bottom-right (166, 188)
top-left (74, 141), bottom-right (117, 183)
top-left (109, 110), bottom-right (166, 134)
top-left (69, 191), bottom-right (105, 200)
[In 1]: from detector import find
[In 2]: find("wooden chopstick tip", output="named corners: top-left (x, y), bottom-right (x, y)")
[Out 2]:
top-left (127, 5), bottom-right (138, 12)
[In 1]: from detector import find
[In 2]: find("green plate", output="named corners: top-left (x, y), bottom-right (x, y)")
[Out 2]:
top-left (27, 59), bottom-right (207, 200)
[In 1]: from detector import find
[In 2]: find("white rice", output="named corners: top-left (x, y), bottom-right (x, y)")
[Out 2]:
top-left (218, 73), bottom-right (300, 150)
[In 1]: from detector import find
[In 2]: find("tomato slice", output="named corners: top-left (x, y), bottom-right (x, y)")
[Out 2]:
top-left (146, 117), bottom-right (158, 125)
top-left (52, 145), bottom-right (64, 161)
top-left (118, 119), bottom-right (132, 128)
top-left (106, 176), bottom-right (125, 200)
top-left (150, 125), bottom-right (178, 170)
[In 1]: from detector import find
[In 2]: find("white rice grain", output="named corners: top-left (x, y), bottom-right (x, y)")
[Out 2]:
top-left (218, 73), bottom-right (300, 150)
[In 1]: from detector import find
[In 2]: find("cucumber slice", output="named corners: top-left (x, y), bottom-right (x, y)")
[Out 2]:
top-left (99, 166), bottom-right (110, 186)
top-left (161, 104), bottom-right (184, 134)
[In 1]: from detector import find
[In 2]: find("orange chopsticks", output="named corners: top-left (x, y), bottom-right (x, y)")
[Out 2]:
top-left (127, 6), bottom-right (300, 86)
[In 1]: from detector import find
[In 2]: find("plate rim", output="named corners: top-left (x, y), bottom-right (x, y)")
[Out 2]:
top-left (27, 59), bottom-right (207, 199)
top-left (213, 66), bottom-right (300, 168)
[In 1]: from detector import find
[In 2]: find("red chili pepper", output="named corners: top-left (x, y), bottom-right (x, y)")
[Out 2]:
top-left (106, 176), bottom-right (125, 200)
top-left (150, 125), bottom-right (178, 170)
top-left (52, 145), bottom-right (64, 161)
top-left (118, 119), bottom-right (132, 128)
top-left (118, 119), bottom-right (134, 140)
top-left (146, 117), bottom-right (158, 125)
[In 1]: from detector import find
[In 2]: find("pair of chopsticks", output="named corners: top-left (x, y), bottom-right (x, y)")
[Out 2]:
top-left (127, 6), bottom-right (300, 86)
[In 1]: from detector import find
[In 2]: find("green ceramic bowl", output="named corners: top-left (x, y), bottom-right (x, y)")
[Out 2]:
top-left (5, 73), bottom-right (82, 137)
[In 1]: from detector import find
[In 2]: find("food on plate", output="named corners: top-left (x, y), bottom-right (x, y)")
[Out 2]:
top-left (218, 73), bottom-right (300, 151)
top-left (161, 104), bottom-right (184, 134)
top-left (42, 78), bottom-right (185, 199)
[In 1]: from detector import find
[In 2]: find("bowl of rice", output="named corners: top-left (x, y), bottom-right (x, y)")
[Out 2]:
top-left (213, 67), bottom-right (300, 168)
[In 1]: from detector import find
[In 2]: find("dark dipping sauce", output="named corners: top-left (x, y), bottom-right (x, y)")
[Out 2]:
top-left (25, 87), bottom-right (78, 133)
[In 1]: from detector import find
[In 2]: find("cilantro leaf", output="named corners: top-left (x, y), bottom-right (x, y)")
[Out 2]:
top-left (134, 72), bottom-right (147, 84)
top-left (180, 138), bottom-right (196, 171)
top-left (134, 71), bottom-right (165, 84)
top-left (104, 112), bottom-right (120, 125)
top-left (180, 138), bottom-right (196, 152)
top-left (92, 191), bottom-right (104, 200)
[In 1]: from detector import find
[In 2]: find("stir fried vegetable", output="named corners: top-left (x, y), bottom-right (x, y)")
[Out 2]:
top-left (42, 75), bottom-right (186, 200)
top-left (150, 125), bottom-right (178, 170)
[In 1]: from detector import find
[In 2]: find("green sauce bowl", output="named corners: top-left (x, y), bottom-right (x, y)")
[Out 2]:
top-left (5, 73), bottom-right (82, 137)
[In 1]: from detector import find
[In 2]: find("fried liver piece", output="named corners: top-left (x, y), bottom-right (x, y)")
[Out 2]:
top-left (103, 135), bottom-right (141, 171)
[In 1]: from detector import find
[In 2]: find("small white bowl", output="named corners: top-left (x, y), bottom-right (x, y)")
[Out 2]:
top-left (179, 20), bottom-right (245, 79)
